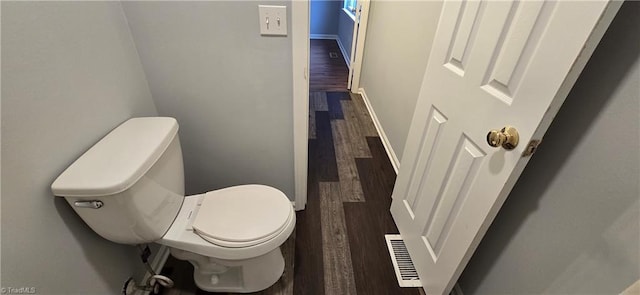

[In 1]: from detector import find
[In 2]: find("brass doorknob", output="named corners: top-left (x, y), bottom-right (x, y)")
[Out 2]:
top-left (486, 126), bottom-right (519, 150)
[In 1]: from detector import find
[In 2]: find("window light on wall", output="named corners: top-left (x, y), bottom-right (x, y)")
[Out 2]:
top-left (344, 0), bottom-right (357, 18)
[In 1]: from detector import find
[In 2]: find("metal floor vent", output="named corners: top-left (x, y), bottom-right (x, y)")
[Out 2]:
top-left (329, 52), bottom-right (339, 58)
top-left (385, 234), bottom-right (422, 287)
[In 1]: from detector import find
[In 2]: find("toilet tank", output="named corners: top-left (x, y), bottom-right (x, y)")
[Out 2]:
top-left (51, 117), bottom-right (185, 244)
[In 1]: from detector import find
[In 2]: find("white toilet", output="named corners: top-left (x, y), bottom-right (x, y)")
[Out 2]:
top-left (51, 117), bottom-right (295, 293)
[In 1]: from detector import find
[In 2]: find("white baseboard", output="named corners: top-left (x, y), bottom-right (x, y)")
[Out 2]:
top-left (357, 88), bottom-right (400, 174)
top-left (309, 33), bottom-right (338, 40)
top-left (335, 37), bottom-right (351, 69)
top-left (292, 201), bottom-right (304, 211)
top-left (135, 245), bottom-right (171, 295)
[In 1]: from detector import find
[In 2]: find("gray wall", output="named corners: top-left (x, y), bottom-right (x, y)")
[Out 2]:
top-left (459, 2), bottom-right (640, 293)
top-left (310, 0), bottom-right (341, 35)
top-left (358, 1), bottom-right (443, 163)
top-left (121, 1), bottom-right (295, 198)
top-left (1, 2), bottom-right (158, 294)
top-left (337, 9), bottom-right (355, 62)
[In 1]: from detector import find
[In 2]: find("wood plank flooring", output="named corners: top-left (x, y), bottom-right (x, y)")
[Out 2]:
top-left (310, 39), bottom-right (349, 91)
top-left (299, 91), bottom-right (424, 295)
top-left (160, 39), bottom-right (423, 295)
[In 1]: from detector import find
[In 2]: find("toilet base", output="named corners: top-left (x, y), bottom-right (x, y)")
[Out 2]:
top-left (169, 247), bottom-right (285, 293)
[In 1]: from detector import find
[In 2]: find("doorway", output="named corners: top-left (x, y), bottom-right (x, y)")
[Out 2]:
top-left (309, 0), bottom-right (350, 91)
top-left (308, 0), bottom-right (369, 92)
top-left (291, 0), bottom-right (370, 211)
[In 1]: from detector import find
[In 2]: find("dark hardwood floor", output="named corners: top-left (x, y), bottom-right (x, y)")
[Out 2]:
top-left (160, 40), bottom-right (423, 295)
top-left (310, 39), bottom-right (349, 91)
top-left (298, 91), bottom-right (423, 295)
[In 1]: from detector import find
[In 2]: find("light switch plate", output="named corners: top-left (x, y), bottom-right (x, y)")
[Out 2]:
top-left (258, 5), bottom-right (287, 36)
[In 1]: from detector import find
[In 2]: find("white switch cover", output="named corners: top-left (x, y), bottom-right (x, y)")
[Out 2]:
top-left (258, 5), bottom-right (287, 36)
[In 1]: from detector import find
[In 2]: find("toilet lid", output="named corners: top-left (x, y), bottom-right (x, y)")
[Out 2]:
top-left (192, 185), bottom-right (293, 248)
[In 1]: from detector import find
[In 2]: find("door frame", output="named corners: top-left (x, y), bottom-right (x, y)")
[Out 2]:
top-left (347, 0), bottom-right (370, 92)
top-left (292, 0), bottom-right (309, 210)
top-left (291, 0), bottom-right (370, 209)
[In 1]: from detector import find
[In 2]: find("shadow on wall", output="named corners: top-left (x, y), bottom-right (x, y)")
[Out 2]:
top-left (460, 1), bottom-right (640, 293)
top-left (54, 196), bottom-right (140, 292)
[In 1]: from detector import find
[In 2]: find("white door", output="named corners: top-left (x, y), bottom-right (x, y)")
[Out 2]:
top-left (347, 0), bottom-right (370, 91)
top-left (390, 1), bottom-right (621, 294)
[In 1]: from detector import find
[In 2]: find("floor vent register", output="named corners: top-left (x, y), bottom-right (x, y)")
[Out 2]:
top-left (384, 234), bottom-right (422, 287)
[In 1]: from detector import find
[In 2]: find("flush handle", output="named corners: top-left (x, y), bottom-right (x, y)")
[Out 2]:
top-left (74, 200), bottom-right (104, 209)
top-left (486, 126), bottom-right (519, 150)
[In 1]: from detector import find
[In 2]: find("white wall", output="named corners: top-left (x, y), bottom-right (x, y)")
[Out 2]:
top-left (121, 1), bottom-right (295, 198)
top-left (358, 1), bottom-right (442, 163)
top-left (459, 2), bottom-right (640, 293)
top-left (1, 2), bottom-right (158, 294)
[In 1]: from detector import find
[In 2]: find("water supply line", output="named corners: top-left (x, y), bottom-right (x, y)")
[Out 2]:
top-left (122, 245), bottom-right (174, 295)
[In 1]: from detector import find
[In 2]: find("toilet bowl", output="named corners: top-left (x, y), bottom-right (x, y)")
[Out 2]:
top-left (160, 185), bottom-right (296, 292)
top-left (50, 117), bottom-right (295, 293)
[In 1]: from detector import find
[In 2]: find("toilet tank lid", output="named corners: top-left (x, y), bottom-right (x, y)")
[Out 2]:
top-left (51, 117), bottom-right (179, 197)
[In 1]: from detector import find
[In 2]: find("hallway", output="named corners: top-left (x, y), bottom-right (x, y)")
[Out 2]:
top-left (310, 39), bottom-right (349, 91)
top-left (159, 40), bottom-right (423, 295)
top-left (298, 39), bottom-right (421, 294)
top-left (294, 90), bottom-right (423, 295)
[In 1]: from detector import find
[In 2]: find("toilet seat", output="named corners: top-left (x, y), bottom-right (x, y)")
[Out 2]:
top-left (192, 185), bottom-right (293, 248)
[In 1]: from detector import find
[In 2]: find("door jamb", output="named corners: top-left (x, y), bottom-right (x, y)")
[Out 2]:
top-left (292, 0), bottom-right (310, 210)
top-left (348, 0), bottom-right (370, 92)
